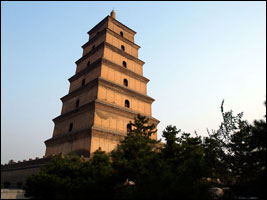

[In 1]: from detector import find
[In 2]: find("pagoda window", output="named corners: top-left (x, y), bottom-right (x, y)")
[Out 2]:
top-left (125, 100), bottom-right (130, 108)
top-left (120, 31), bottom-right (124, 37)
top-left (122, 61), bottom-right (127, 68)
top-left (87, 61), bottom-right (91, 67)
top-left (76, 99), bottom-right (80, 108)
top-left (82, 78), bottom-right (86, 86)
top-left (123, 79), bottom-right (128, 87)
top-left (92, 45), bottom-right (95, 50)
top-left (121, 45), bottom-right (125, 52)
top-left (69, 123), bottom-right (73, 132)
top-left (127, 124), bottom-right (132, 133)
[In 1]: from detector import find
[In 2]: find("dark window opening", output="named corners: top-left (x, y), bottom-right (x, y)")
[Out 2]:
top-left (127, 124), bottom-right (132, 133)
top-left (87, 61), bottom-right (91, 67)
top-left (69, 123), bottom-right (73, 132)
top-left (120, 31), bottom-right (124, 37)
top-left (122, 61), bottom-right (127, 68)
top-left (92, 45), bottom-right (95, 50)
top-left (121, 45), bottom-right (125, 52)
top-left (82, 78), bottom-right (86, 86)
top-left (97, 31), bottom-right (100, 35)
top-left (123, 79), bottom-right (128, 87)
top-left (76, 99), bottom-right (80, 108)
top-left (125, 100), bottom-right (130, 108)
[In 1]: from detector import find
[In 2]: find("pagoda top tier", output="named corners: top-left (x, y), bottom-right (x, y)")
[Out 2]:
top-left (87, 11), bottom-right (136, 39)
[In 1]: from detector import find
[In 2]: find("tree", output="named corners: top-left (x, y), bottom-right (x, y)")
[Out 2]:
top-left (161, 125), bottom-right (181, 160)
top-left (208, 99), bottom-right (266, 198)
top-left (249, 116), bottom-right (266, 198)
top-left (128, 114), bottom-right (157, 138)
top-left (202, 134), bottom-right (230, 185)
top-left (23, 100), bottom-right (266, 199)
top-left (111, 114), bottom-right (161, 198)
top-left (24, 150), bottom-right (114, 199)
top-left (8, 159), bottom-right (15, 164)
top-left (160, 125), bottom-right (211, 199)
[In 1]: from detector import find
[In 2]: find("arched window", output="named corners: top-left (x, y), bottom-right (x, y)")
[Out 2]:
top-left (121, 45), bottom-right (125, 52)
top-left (87, 61), bottom-right (90, 67)
top-left (125, 100), bottom-right (130, 108)
top-left (76, 99), bottom-right (80, 108)
top-left (127, 124), bottom-right (132, 133)
top-left (123, 79), bottom-right (128, 87)
top-left (69, 123), bottom-right (73, 132)
top-left (120, 31), bottom-right (124, 37)
top-left (82, 78), bottom-right (86, 86)
top-left (122, 61), bottom-right (127, 68)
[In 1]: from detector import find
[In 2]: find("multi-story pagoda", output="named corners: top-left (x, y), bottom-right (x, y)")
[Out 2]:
top-left (44, 10), bottom-right (159, 157)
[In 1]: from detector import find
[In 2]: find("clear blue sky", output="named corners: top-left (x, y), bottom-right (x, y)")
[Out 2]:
top-left (1, 1), bottom-right (266, 164)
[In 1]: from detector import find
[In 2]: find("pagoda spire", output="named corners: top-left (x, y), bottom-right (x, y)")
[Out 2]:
top-left (110, 9), bottom-right (116, 19)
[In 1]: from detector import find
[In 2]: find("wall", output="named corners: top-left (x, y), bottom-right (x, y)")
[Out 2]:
top-left (89, 20), bottom-right (108, 41)
top-left (83, 32), bottom-right (106, 56)
top-left (101, 64), bottom-right (146, 94)
top-left (97, 84), bottom-right (151, 116)
top-left (94, 108), bottom-right (133, 134)
top-left (90, 128), bottom-right (124, 153)
top-left (1, 158), bottom-right (48, 189)
top-left (107, 18), bottom-right (135, 42)
top-left (1, 189), bottom-right (28, 199)
top-left (62, 84), bottom-right (98, 114)
top-left (68, 65), bottom-right (101, 93)
top-left (54, 103), bottom-right (95, 136)
top-left (45, 134), bottom-right (91, 157)
top-left (76, 46), bottom-right (104, 74)
top-left (106, 32), bottom-right (138, 58)
top-left (104, 47), bottom-right (143, 75)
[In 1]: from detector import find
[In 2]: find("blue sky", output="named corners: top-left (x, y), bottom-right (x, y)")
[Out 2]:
top-left (1, 1), bottom-right (266, 164)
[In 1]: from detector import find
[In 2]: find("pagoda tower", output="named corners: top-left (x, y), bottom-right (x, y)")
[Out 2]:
top-left (44, 10), bottom-right (159, 157)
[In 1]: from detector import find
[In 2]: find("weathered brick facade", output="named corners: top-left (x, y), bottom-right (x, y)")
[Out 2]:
top-left (45, 10), bottom-right (159, 157)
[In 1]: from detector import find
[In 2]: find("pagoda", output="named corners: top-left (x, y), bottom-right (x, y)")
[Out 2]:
top-left (44, 10), bottom-right (159, 157)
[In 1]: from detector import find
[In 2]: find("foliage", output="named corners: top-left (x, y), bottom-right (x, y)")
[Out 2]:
top-left (128, 114), bottom-right (157, 138)
top-left (111, 114), bottom-right (161, 198)
top-left (8, 159), bottom-right (15, 164)
top-left (160, 126), bottom-right (211, 199)
top-left (206, 99), bottom-right (266, 198)
top-left (24, 100), bottom-right (266, 199)
top-left (24, 150), bottom-right (114, 199)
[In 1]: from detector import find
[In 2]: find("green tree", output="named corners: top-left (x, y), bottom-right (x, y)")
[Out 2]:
top-left (249, 116), bottom-right (266, 198)
top-left (111, 114), bottom-right (161, 198)
top-left (208, 99), bottom-right (266, 198)
top-left (128, 114), bottom-right (157, 138)
top-left (24, 150), bottom-right (114, 199)
top-left (161, 125), bottom-right (181, 160)
top-left (160, 125), bottom-right (211, 199)
top-left (22, 100), bottom-right (266, 199)
top-left (8, 159), bottom-right (15, 164)
top-left (202, 134), bottom-right (230, 185)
